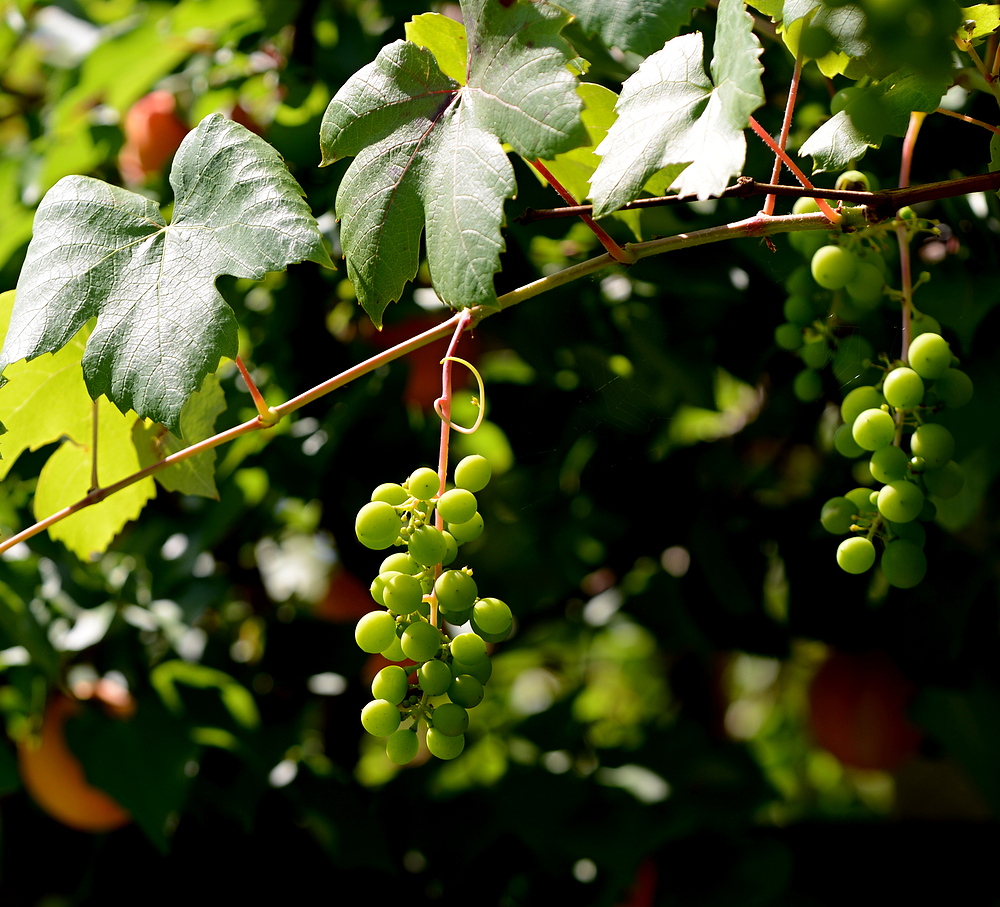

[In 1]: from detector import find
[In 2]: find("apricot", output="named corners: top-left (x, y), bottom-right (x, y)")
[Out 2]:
top-left (18, 693), bottom-right (131, 833)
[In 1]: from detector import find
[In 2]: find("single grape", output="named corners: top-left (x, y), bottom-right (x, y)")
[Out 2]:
top-left (355, 501), bottom-right (402, 550)
top-left (880, 540), bottom-right (927, 589)
top-left (407, 466), bottom-right (440, 501)
top-left (852, 408), bottom-right (895, 450)
top-left (792, 197), bottom-right (821, 215)
top-left (793, 368), bottom-right (823, 402)
top-left (432, 702), bottom-right (469, 737)
top-left (380, 552), bottom-right (421, 576)
top-left (385, 728), bottom-right (419, 765)
top-left (426, 728), bottom-right (465, 760)
top-left (837, 537), bottom-right (876, 574)
top-left (450, 632), bottom-right (488, 665)
top-left (811, 245), bottom-right (858, 290)
top-left (441, 531), bottom-right (458, 566)
top-left (933, 368), bottom-right (973, 408)
top-left (783, 295), bottom-right (816, 325)
top-left (355, 611), bottom-right (398, 654)
top-left (831, 335), bottom-right (876, 389)
top-left (886, 519), bottom-right (926, 548)
top-left (845, 260), bottom-right (884, 308)
top-left (469, 615), bottom-right (511, 644)
top-left (372, 665), bottom-right (410, 704)
top-left (436, 488), bottom-right (478, 525)
top-left (841, 386), bottom-right (884, 425)
top-left (923, 460), bottom-right (963, 499)
top-left (408, 525), bottom-right (448, 566)
top-left (785, 265), bottom-right (818, 296)
top-left (835, 170), bottom-right (870, 192)
top-left (820, 497), bottom-right (856, 535)
top-left (907, 332), bottom-right (952, 379)
top-left (910, 423), bottom-right (954, 469)
top-left (882, 367), bottom-right (924, 409)
top-left (418, 658), bottom-right (453, 696)
top-left (448, 674), bottom-right (485, 709)
top-left (789, 229), bottom-right (828, 259)
top-left (435, 569), bottom-right (478, 614)
top-left (877, 481), bottom-right (924, 523)
top-left (834, 423), bottom-right (864, 458)
top-left (910, 311), bottom-right (941, 337)
top-left (869, 444), bottom-right (909, 483)
top-left (369, 572), bottom-right (395, 606)
top-left (800, 338), bottom-right (830, 370)
top-left (845, 486), bottom-right (877, 515)
top-left (371, 483), bottom-right (408, 505)
top-left (448, 512), bottom-right (484, 545)
top-left (440, 605), bottom-right (473, 627)
top-left (382, 572), bottom-right (425, 614)
top-left (775, 322), bottom-right (804, 351)
top-left (451, 655), bottom-right (492, 684)
top-left (361, 699), bottom-right (401, 737)
top-left (472, 597), bottom-right (513, 636)
top-left (401, 620), bottom-right (443, 663)
top-left (454, 455), bottom-right (492, 492)
top-left (381, 635), bottom-right (407, 663)
top-left (830, 86), bottom-right (861, 114)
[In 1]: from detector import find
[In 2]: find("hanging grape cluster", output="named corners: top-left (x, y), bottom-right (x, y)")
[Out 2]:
top-left (821, 331), bottom-right (972, 587)
top-left (352, 454), bottom-right (513, 763)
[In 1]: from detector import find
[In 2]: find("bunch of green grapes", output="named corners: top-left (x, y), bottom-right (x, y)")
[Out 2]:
top-left (352, 454), bottom-right (513, 763)
top-left (821, 332), bottom-right (972, 588)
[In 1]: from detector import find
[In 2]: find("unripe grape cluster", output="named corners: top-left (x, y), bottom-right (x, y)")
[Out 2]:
top-left (821, 332), bottom-right (972, 588)
top-left (353, 454), bottom-right (513, 763)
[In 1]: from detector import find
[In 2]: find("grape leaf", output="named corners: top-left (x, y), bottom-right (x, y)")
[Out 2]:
top-left (800, 71), bottom-right (947, 172)
top-left (590, 0), bottom-right (763, 216)
top-left (961, 4), bottom-right (1000, 43)
top-left (320, 0), bottom-right (587, 327)
top-left (132, 371), bottom-right (226, 499)
top-left (1, 115), bottom-right (333, 434)
top-left (33, 395), bottom-right (156, 561)
top-left (557, 0), bottom-right (708, 57)
top-left (405, 12), bottom-right (468, 83)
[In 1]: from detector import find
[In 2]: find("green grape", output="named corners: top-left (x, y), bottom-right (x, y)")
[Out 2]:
top-left (450, 632), bottom-right (488, 665)
top-left (454, 455), bottom-right (492, 492)
top-left (441, 531), bottom-right (458, 566)
top-left (355, 501), bottom-right (402, 550)
top-left (775, 322), bottom-right (804, 351)
top-left (441, 605), bottom-right (473, 627)
top-left (933, 369), bottom-right (973, 408)
top-left (830, 86), bottom-right (861, 114)
top-left (448, 512), bottom-right (484, 545)
top-left (471, 597), bottom-right (513, 636)
top-left (880, 540), bottom-right (927, 589)
top-left (882, 367), bottom-right (924, 409)
top-left (785, 265), bottom-right (818, 296)
top-left (877, 481), bottom-right (924, 523)
top-left (401, 620), bottom-right (443, 663)
top-left (407, 466), bottom-right (440, 501)
top-left (451, 656), bottom-right (492, 684)
top-left (845, 486), bottom-right (877, 515)
top-left (886, 519), bottom-right (926, 548)
top-left (369, 572), bottom-right (394, 606)
top-left (820, 497), bottom-right (856, 535)
top-left (361, 699), bottom-right (401, 737)
top-left (910, 423), bottom-right (954, 469)
top-left (793, 368), bottom-right (823, 402)
top-left (852, 408), bottom-right (895, 450)
top-left (355, 610), bottom-right (398, 654)
top-left (371, 482), bottom-right (408, 505)
top-left (380, 552), bottom-right (421, 575)
top-left (907, 332), bottom-right (952, 379)
top-left (432, 702), bottom-right (469, 737)
top-left (448, 674), bottom-right (485, 709)
top-left (435, 569), bottom-right (478, 613)
top-left (845, 260), bottom-right (884, 308)
top-left (831, 335), bottom-right (876, 389)
top-left (837, 537), bottom-right (875, 574)
top-left (372, 665), bottom-right (410, 704)
top-left (835, 170), bottom-right (870, 192)
top-left (923, 460), bottom-right (963, 498)
top-left (792, 197), bottom-right (821, 215)
top-left (436, 488), bottom-right (478, 524)
top-left (800, 338), bottom-right (831, 370)
top-left (381, 635), bottom-right (406, 662)
top-left (385, 728), bottom-right (419, 765)
top-left (469, 616), bottom-right (511, 644)
top-left (426, 728), bottom-right (465, 760)
top-left (789, 229), bottom-right (828, 259)
top-left (834, 423), bottom-right (864, 458)
top-left (920, 498), bottom-right (937, 521)
top-left (910, 311), bottom-right (941, 337)
top-left (783, 295), bottom-right (816, 325)
top-left (811, 245), bottom-right (858, 290)
top-left (841, 386), bottom-right (884, 425)
top-left (408, 525), bottom-right (448, 566)
top-left (418, 658), bottom-right (453, 696)
top-left (383, 572), bottom-right (425, 614)
top-left (869, 444), bottom-right (908, 483)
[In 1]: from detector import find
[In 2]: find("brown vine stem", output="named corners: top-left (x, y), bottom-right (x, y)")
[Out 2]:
top-left (763, 53), bottom-right (804, 217)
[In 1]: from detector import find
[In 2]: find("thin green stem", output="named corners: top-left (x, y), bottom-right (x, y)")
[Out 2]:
top-left (89, 399), bottom-right (99, 493)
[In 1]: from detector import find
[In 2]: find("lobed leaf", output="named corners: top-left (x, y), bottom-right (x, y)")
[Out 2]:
top-left (558, 0), bottom-right (708, 57)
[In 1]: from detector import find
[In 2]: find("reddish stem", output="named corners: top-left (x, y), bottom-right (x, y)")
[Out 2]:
top-left (531, 159), bottom-right (635, 264)
top-left (896, 112), bottom-right (926, 363)
top-left (763, 54), bottom-right (803, 217)
top-left (235, 355), bottom-right (278, 424)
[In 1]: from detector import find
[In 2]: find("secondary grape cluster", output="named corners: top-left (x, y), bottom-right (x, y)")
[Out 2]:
top-left (353, 455), bottom-right (513, 763)
top-left (821, 332), bottom-right (972, 588)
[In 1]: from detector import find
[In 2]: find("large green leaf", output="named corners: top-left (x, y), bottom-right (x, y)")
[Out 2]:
top-left (557, 0), bottom-right (708, 57)
top-left (589, 0), bottom-right (764, 216)
top-left (2, 115), bottom-right (332, 433)
top-left (799, 71), bottom-right (947, 172)
top-left (320, 0), bottom-right (587, 327)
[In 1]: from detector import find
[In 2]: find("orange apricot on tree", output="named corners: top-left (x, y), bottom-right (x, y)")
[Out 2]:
top-left (18, 692), bottom-right (132, 833)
